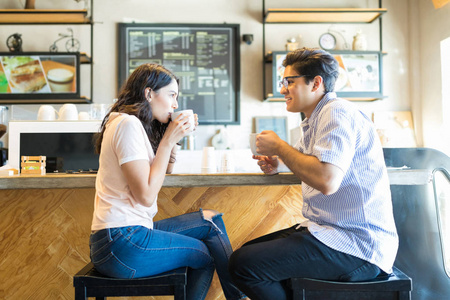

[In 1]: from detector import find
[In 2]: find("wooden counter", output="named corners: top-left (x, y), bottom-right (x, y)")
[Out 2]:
top-left (0, 172), bottom-right (304, 300)
top-left (0, 169), bottom-right (431, 299)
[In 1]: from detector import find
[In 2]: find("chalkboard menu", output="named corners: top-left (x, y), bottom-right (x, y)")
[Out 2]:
top-left (118, 23), bottom-right (240, 125)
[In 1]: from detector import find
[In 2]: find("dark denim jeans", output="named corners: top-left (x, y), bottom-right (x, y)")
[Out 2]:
top-left (90, 209), bottom-right (245, 300)
top-left (228, 225), bottom-right (385, 300)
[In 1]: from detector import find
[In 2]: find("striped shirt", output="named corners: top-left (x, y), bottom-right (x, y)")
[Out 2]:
top-left (296, 92), bottom-right (398, 273)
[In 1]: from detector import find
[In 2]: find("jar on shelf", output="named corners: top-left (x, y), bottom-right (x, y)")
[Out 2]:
top-left (286, 38), bottom-right (299, 52)
top-left (352, 30), bottom-right (367, 51)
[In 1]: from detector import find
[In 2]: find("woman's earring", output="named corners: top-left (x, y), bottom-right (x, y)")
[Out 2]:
top-left (146, 88), bottom-right (152, 102)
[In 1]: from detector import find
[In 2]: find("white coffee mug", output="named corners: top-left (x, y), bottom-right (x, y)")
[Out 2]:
top-left (78, 111), bottom-right (90, 120)
top-left (37, 105), bottom-right (56, 121)
top-left (171, 109), bottom-right (195, 133)
top-left (249, 133), bottom-right (260, 155)
top-left (58, 104), bottom-right (78, 120)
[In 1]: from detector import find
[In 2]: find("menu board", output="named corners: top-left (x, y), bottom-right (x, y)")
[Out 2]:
top-left (118, 23), bottom-right (240, 125)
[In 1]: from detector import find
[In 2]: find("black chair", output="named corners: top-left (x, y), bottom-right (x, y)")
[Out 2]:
top-left (384, 148), bottom-right (450, 299)
top-left (73, 262), bottom-right (187, 300)
top-left (289, 266), bottom-right (412, 300)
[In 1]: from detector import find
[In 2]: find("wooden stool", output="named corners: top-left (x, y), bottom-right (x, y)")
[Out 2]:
top-left (73, 262), bottom-right (187, 300)
top-left (289, 266), bottom-right (412, 300)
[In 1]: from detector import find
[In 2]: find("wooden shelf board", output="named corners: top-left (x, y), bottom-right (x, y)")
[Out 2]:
top-left (0, 9), bottom-right (89, 24)
top-left (0, 96), bottom-right (91, 105)
top-left (265, 96), bottom-right (285, 102)
top-left (80, 52), bottom-right (92, 64)
top-left (264, 96), bottom-right (383, 102)
top-left (344, 97), bottom-right (382, 102)
top-left (265, 8), bottom-right (387, 23)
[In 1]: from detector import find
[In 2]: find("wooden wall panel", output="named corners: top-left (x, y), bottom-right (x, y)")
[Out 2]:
top-left (0, 185), bottom-right (302, 300)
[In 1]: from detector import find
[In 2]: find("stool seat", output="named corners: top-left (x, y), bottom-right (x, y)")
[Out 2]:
top-left (289, 266), bottom-right (412, 300)
top-left (73, 262), bottom-right (187, 300)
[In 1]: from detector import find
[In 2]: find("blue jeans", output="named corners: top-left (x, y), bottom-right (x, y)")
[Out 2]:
top-left (228, 225), bottom-right (385, 300)
top-left (90, 209), bottom-right (245, 300)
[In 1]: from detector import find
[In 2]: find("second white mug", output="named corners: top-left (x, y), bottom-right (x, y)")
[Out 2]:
top-left (37, 105), bottom-right (56, 121)
top-left (58, 104), bottom-right (78, 120)
top-left (249, 133), bottom-right (260, 155)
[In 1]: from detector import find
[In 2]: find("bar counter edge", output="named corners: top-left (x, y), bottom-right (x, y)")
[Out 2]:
top-left (0, 169), bottom-right (431, 190)
top-left (0, 172), bottom-right (303, 189)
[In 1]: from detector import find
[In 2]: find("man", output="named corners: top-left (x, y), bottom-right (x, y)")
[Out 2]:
top-left (228, 48), bottom-right (398, 300)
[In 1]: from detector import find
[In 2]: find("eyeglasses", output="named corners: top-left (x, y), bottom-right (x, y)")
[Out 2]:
top-left (279, 75), bottom-right (310, 89)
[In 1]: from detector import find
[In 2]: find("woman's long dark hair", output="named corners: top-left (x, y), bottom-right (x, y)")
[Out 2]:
top-left (95, 63), bottom-right (179, 154)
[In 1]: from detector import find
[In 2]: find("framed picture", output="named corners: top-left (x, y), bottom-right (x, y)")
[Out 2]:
top-left (255, 116), bottom-right (289, 143)
top-left (0, 52), bottom-right (81, 104)
top-left (271, 51), bottom-right (289, 98)
top-left (271, 50), bottom-right (384, 100)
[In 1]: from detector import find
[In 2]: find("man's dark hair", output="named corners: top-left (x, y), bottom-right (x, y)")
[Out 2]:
top-left (283, 47), bottom-right (339, 93)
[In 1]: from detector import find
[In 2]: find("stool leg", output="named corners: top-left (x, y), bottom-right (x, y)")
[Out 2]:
top-left (74, 286), bottom-right (87, 300)
top-left (399, 290), bottom-right (411, 300)
top-left (292, 288), bottom-right (305, 300)
top-left (173, 284), bottom-right (186, 300)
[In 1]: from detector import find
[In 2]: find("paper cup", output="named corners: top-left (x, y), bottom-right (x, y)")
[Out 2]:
top-left (201, 147), bottom-right (216, 173)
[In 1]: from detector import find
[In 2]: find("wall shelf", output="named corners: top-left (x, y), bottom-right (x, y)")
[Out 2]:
top-left (265, 8), bottom-right (387, 24)
top-left (0, 9), bottom-right (90, 24)
top-left (262, 1), bottom-right (387, 102)
top-left (0, 2), bottom-right (94, 104)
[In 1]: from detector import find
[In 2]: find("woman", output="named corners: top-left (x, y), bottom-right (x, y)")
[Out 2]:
top-left (89, 63), bottom-right (245, 300)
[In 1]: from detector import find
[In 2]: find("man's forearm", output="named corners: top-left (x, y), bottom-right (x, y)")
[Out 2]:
top-left (277, 143), bottom-right (342, 194)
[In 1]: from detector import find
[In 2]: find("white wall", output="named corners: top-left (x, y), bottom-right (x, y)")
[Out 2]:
top-left (0, 0), bottom-right (414, 151)
top-left (414, 0), bottom-right (450, 154)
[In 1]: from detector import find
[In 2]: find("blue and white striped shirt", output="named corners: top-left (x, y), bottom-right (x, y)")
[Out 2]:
top-left (296, 92), bottom-right (398, 273)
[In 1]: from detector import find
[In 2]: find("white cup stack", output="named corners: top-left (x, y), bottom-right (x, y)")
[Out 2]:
top-left (220, 152), bottom-right (235, 173)
top-left (201, 147), bottom-right (216, 174)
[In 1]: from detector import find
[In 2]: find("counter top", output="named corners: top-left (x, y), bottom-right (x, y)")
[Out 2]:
top-left (0, 169), bottom-right (432, 190)
top-left (0, 172), bottom-right (300, 190)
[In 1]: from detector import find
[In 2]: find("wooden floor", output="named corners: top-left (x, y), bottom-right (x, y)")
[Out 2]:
top-left (0, 185), bottom-right (303, 299)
